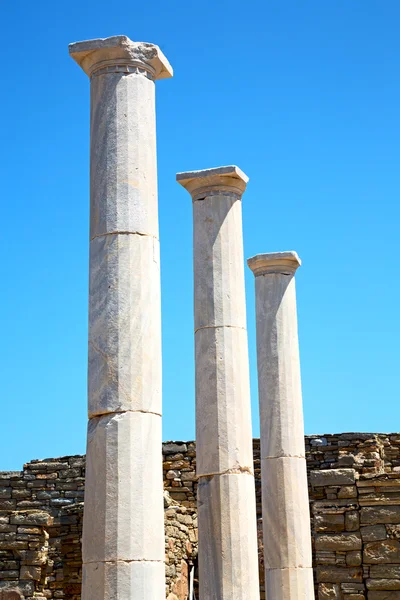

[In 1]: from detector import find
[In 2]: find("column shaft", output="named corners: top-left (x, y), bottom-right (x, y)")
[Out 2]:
top-left (69, 36), bottom-right (173, 600)
top-left (248, 252), bottom-right (314, 600)
top-left (177, 167), bottom-right (260, 600)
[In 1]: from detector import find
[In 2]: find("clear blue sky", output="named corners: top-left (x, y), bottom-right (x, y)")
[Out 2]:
top-left (2, 1), bottom-right (399, 470)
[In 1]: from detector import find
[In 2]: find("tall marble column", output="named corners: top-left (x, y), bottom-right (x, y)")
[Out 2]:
top-left (69, 36), bottom-right (173, 599)
top-left (247, 252), bottom-right (314, 599)
top-left (177, 166), bottom-right (260, 600)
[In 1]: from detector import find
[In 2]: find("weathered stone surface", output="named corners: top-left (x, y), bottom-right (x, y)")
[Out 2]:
top-left (249, 253), bottom-right (305, 459)
top-left (370, 565), bottom-right (400, 578)
top-left (361, 506), bottom-right (400, 525)
top-left (367, 593), bottom-right (400, 600)
top-left (70, 34), bottom-right (171, 600)
top-left (190, 185), bottom-right (248, 331)
top-left (315, 513), bottom-right (345, 532)
top-left (346, 511), bottom-right (360, 531)
top-left (163, 443), bottom-right (188, 456)
top-left (318, 583), bottom-right (340, 599)
top-left (366, 579), bottom-right (400, 590)
top-left (310, 469), bottom-right (356, 487)
top-left (88, 234), bottom-right (161, 417)
top-left (83, 412), bottom-right (164, 563)
top-left (315, 533), bottom-right (362, 551)
top-left (364, 540), bottom-right (400, 564)
top-left (262, 457), bottom-right (312, 568)
top-left (265, 567), bottom-right (314, 599)
top-left (346, 551), bottom-right (362, 566)
top-left (195, 326), bottom-right (253, 474)
top-left (69, 35), bottom-right (173, 80)
top-left (197, 473), bottom-right (260, 600)
top-left (361, 525), bottom-right (388, 542)
top-left (82, 560), bottom-right (165, 600)
top-left (178, 167), bottom-right (259, 599)
top-left (316, 566), bottom-right (363, 583)
top-left (248, 251), bottom-right (314, 598)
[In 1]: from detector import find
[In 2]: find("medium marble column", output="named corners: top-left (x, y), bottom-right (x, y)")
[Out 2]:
top-left (69, 36), bottom-right (173, 600)
top-left (177, 166), bottom-right (260, 600)
top-left (247, 252), bottom-right (314, 599)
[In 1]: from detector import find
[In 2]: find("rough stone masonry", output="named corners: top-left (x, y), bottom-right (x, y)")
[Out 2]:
top-left (1, 434), bottom-right (400, 600)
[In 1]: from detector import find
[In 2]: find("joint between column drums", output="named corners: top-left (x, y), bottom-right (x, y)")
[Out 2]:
top-left (83, 559), bottom-right (165, 565)
top-left (88, 409), bottom-right (162, 419)
top-left (194, 324), bottom-right (246, 334)
top-left (197, 466), bottom-right (254, 480)
top-left (90, 231), bottom-right (158, 242)
top-left (261, 455), bottom-right (305, 460)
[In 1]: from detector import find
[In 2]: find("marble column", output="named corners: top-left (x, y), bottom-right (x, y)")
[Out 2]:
top-left (177, 166), bottom-right (260, 600)
top-left (247, 252), bottom-right (314, 599)
top-left (69, 36), bottom-right (173, 600)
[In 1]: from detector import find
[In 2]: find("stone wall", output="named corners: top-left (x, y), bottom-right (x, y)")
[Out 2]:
top-left (1, 434), bottom-right (400, 599)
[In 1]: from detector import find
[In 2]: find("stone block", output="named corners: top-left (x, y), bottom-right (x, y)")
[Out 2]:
top-left (88, 69), bottom-right (161, 239)
top-left (255, 270), bottom-right (306, 459)
top-left (10, 512), bottom-right (52, 526)
top-left (193, 192), bottom-right (246, 330)
top-left (88, 233), bottom-right (161, 417)
top-left (370, 565), bottom-right (400, 578)
top-left (265, 567), bottom-right (314, 599)
top-left (318, 582), bottom-right (341, 599)
top-left (315, 513), bottom-right (345, 532)
top-left (195, 326), bottom-right (253, 475)
top-left (366, 579), bottom-right (400, 590)
top-left (163, 443), bottom-right (188, 456)
top-left (346, 511), bottom-right (360, 531)
top-left (361, 525), bottom-right (388, 542)
top-left (346, 551), bottom-right (362, 566)
top-left (261, 457), bottom-right (312, 568)
top-left (363, 540), bottom-right (400, 564)
top-left (197, 473), bottom-right (259, 600)
top-left (20, 565), bottom-right (42, 581)
top-left (361, 506), bottom-right (400, 525)
top-left (82, 559), bottom-right (165, 600)
top-left (317, 566), bottom-right (363, 583)
top-left (83, 412), bottom-right (164, 562)
top-left (315, 532), bottom-right (362, 551)
top-left (368, 593), bottom-right (400, 600)
top-left (310, 469), bottom-right (356, 487)
top-left (338, 486), bottom-right (358, 499)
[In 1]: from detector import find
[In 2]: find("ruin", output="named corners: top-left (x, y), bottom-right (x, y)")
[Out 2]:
top-left (69, 36), bottom-right (173, 599)
top-left (1, 435), bottom-right (400, 600)
top-left (177, 167), bottom-right (260, 599)
top-left (1, 32), bottom-right (395, 600)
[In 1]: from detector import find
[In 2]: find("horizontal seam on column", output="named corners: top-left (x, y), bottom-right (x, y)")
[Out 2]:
top-left (89, 409), bottom-right (162, 418)
top-left (193, 194), bottom-right (242, 202)
top-left (83, 559), bottom-right (165, 565)
top-left (261, 455), bottom-right (305, 460)
top-left (194, 324), bottom-right (246, 333)
top-left (265, 566), bottom-right (313, 571)
top-left (197, 466), bottom-right (254, 479)
top-left (90, 231), bottom-right (158, 241)
top-left (257, 272), bottom-right (292, 277)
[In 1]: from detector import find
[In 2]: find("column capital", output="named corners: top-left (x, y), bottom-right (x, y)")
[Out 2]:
top-left (247, 251), bottom-right (301, 276)
top-left (176, 166), bottom-right (249, 201)
top-left (69, 35), bottom-right (173, 81)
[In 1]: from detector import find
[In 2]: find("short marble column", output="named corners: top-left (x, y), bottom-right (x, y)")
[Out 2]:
top-left (177, 166), bottom-right (260, 600)
top-left (247, 252), bottom-right (314, 599)
top-left (69, 36), bottom-right (173, 600)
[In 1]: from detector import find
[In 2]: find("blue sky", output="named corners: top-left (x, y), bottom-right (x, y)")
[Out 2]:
top-left (2, 1), bottom-right (399, 470)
